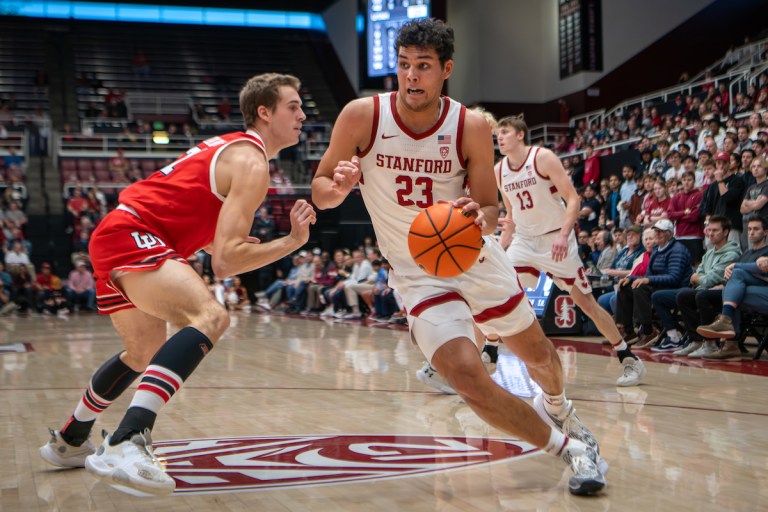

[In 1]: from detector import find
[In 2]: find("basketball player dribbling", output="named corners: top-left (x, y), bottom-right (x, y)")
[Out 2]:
top-left (39, 73), bottom-right (316, 495)
top-left (311, 18), bottom-right (606, 495)
top-left (495, 116), bottom-right (646, 387)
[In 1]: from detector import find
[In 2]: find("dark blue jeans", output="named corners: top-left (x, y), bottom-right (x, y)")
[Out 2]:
top-left (651, 287), bottom-right (689, 331)
top-left (723, 268), bottom-right (767, 305)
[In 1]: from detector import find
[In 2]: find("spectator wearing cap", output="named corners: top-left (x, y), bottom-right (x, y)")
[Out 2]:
top-left (650, 215), bottom-right (741, 352)
top-left (677, 142), bottom-right (692, 161)
top-left (667, 171), bottom-right (705, 265)
top-left (700, 151), bottom-right (746, 247)
top-left (616, 219), bottom-right (693, 348)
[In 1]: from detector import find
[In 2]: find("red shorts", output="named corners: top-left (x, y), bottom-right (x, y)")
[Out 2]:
top-left (90, 209), bottom-right (188, 314)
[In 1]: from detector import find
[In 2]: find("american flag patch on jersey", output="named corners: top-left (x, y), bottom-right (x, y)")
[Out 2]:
top-left (437, 134), bottom-right (451, 144)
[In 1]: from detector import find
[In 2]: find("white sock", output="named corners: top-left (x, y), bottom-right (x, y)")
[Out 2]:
top-left (544, 427), bottom-right (569, 456)
top-left (543, 391), bottom-right (569, 419)
top-left (668, 329), bottom-right (681, 342)
top-left (485, 337), bottom-right (500, 347)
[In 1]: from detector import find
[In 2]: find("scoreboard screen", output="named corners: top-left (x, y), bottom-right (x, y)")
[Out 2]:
top-left (363, 0), bottom-right (430, 83)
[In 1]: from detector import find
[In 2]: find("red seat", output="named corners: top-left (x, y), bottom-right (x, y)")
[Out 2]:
top-left (78, 169), bottom-right (94, 182)
top-left (92, 159), bottom-right (108, 172)
top-left (140, 160), bottom-right (157, 174)
top-left (94, 170), bottom-right (111, 182)
top-left (77, 159), bottom-right (93, 172)
top-left (60, 159), bottom-right (76, 172)
top-left (61, 169), bottom-right (78, 183)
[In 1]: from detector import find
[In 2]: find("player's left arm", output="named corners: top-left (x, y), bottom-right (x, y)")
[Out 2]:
top-left (536, 148), bottom-right (579, 261)
top-left (211, 144), bottom-right (314, 278)
top-left (457, 110), bottom-right (498, 235)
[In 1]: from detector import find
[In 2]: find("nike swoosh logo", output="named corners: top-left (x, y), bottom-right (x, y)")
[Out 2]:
top-left (382, 134), bottom-right (399, 139)
top-left (502, 173), bottom-right (511, 178)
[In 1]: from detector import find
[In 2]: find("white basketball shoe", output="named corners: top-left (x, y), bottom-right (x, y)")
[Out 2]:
top-left (561, 438), bottom-right (606, 496)
top-left (85, 429), bottom-right (175, 496)
top-left (40, 428), bottom-right (96, 468)
top-left (533, 393), bottom-right (608, 474)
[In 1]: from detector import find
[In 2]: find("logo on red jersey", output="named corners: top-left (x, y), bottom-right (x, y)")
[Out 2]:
top-left (153, 434), bottom-right (539, 494)
top-left (131, 231), bottom-right (165, 249)
top-left (130, 231), bottom-right (167, 250)
top-left (554, 295), bottom-right (576, 328)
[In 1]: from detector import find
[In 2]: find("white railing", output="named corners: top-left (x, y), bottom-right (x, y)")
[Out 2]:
top-left (691, 37), bottom-right (768, 82)
top-left (567, 38), bottom-right (768, 135)
top-left (127, 92), bottom-right (191, 116)
top-left (557, 136), bottom-right (643, 162)
top-left (57, 133), bottom-right (194, 158)
top-left (0, 132), bottom-right (26, 156)
top-left (529, 123), bottom-right (570, 145)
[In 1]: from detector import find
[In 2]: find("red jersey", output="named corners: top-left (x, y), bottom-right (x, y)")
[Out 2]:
top-left (117, 130), bottom-right (266, 258)
top-left (642, 195), bottom-right (670, 220)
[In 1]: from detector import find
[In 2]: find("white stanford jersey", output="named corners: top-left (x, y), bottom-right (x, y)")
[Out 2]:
top-left (358, 92), bottom-right (468, 277)
top-left (497, 147), bottom-right (565, 237)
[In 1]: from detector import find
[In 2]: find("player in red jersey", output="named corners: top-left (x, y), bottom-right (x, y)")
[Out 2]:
top-left (39, 73), bottom-right (316, 495)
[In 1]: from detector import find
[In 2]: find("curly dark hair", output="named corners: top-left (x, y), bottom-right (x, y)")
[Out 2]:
top-left (395, 18), bottom-right (454, 65)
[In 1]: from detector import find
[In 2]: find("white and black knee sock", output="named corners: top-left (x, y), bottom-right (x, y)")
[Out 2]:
top-left (61, 352), bottom-right (141, 446)
top-left (110, 327), bottom-right (213, 445)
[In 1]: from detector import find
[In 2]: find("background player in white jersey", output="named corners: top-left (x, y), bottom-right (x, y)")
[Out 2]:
top-left (495, 115), bottom-right (646, 387)
top-left (312, 18), bottom-right (605, 496)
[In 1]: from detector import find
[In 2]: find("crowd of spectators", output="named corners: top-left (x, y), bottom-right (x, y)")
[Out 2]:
top-left (552, 71), bottom-right (768, 160)
top-left (567, 97), bottom-right (768, 358)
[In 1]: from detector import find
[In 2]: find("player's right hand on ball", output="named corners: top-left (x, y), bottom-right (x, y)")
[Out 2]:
top-left (289, 199), bottom-right (316, 244)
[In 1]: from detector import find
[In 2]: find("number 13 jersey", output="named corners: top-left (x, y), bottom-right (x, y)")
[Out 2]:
top-left (358, 92), bottom-right (468, 276)
top-left (497, 148), bottom-right (567, 238)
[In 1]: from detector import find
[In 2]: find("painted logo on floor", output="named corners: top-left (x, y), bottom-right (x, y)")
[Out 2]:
top-left (153, 434), bottom-right (539, 494)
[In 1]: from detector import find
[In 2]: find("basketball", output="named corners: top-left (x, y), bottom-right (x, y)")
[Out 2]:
top-left (408, 203), bottom-right (483, 278)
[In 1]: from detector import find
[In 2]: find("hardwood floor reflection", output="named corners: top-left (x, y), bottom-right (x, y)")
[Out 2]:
top-left (1, 312), bottom-right (767, 511)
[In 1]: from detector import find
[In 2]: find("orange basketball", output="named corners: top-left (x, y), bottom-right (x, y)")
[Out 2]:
top-left (408, 202), bottom-right (483, 278)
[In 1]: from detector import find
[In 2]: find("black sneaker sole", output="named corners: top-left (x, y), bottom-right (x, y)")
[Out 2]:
top-left (569, 478), bottom-right (606, 496)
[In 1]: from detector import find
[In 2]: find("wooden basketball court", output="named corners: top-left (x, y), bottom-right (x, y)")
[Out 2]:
top-left (2, 311), bottom-right (766, 511)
